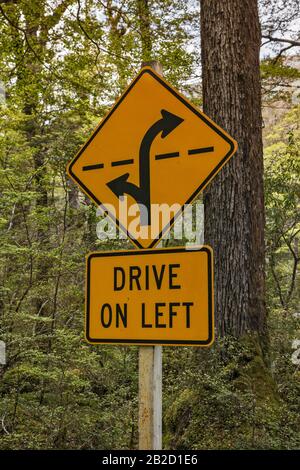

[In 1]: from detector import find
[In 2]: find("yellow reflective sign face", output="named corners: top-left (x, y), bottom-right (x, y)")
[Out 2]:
top-left (67, 67), bottom-right (237, 248)
top-left (86, 246), bottom-right (214, 346)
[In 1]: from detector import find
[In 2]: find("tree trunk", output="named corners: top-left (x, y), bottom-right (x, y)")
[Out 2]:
top-left (137, 0), bottom-right (152, 61)
top-left (201, 0), bottom-right (266, 337)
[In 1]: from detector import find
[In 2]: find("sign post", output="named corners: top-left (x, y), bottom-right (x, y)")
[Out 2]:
top-left (139, 343), bottom-right (162, 449)
top-left (139, 61), bottom-right (163, 451)
top-left (85, 245), bottom-right (214, 447)
top-left (67, 57), bottom-right (237, 451)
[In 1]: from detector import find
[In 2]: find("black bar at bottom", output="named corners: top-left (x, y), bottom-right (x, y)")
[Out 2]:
top-left (0, 450), bottom-right (298, 465)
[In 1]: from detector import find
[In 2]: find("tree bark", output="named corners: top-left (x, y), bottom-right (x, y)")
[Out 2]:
top-left (201, 0), bottom-right (266, 337)
top-left (137, 0), bottom-right (152, 61)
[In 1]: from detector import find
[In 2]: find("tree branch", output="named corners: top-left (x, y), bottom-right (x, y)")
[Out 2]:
top-left (0, 3), bottom-right (92, 91)
top-left (262, 35), bottom-right (300, 47)
top-left (270, 254), bottom-right (286, 309)
top-left (75, 0), bottom-right (123, 60)
top-left (45, 0), bottom-right (73, 32)
top-left (1, 414), bottom-right (10, 435)
top-left (273, 43), bottom-right (295, 63)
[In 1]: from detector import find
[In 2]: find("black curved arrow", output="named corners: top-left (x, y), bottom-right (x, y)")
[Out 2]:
top-left (107, 109), bottom-right (184, 226)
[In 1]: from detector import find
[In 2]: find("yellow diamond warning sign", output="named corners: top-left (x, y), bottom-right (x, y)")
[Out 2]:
top-left (67, 67), bottom-right (237, 248)
top-left (86, 246), bottom-right (214, 346)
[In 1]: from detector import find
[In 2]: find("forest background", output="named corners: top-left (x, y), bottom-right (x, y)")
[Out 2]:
top-left (0, 0), bottom-right (299, 450)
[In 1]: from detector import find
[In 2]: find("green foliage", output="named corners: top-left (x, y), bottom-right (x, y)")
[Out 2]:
top-left (261, 58), bottom-right (300, 103)
top-left (164, 326), bottom-right (300, 449)
top-left (261, 59), bottom-right (300, 81)
top-left (264, 106), bottom-right (300, 310)
top-left (0, 0), bottom-right (200, 449)
top-left (0, 0), bottom-right (299, 451)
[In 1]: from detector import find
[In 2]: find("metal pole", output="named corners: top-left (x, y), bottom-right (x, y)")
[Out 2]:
top-left (138, 60), bottom-right (163, 451)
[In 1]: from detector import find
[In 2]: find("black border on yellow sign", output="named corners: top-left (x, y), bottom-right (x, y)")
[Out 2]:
top-left (67, 67), bottom-right (237, 249)
top-left (85, 246), bottom-right (214, 346)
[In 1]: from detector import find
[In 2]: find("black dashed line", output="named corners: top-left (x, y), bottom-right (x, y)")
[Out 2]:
top-left (82, 163), bottom-right (104, 171)
top-left (155, 152), bottom-right (180, 160)
top-left (111, 159), bottom-right (134, 167)
top-left (188, 146), bottom-right (214, 155)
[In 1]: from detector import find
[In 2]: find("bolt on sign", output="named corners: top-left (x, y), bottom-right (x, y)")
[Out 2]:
top-left (67, 67), bottom-right (237, 249)
top-left (85, 246), bottom-right (214, 346)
